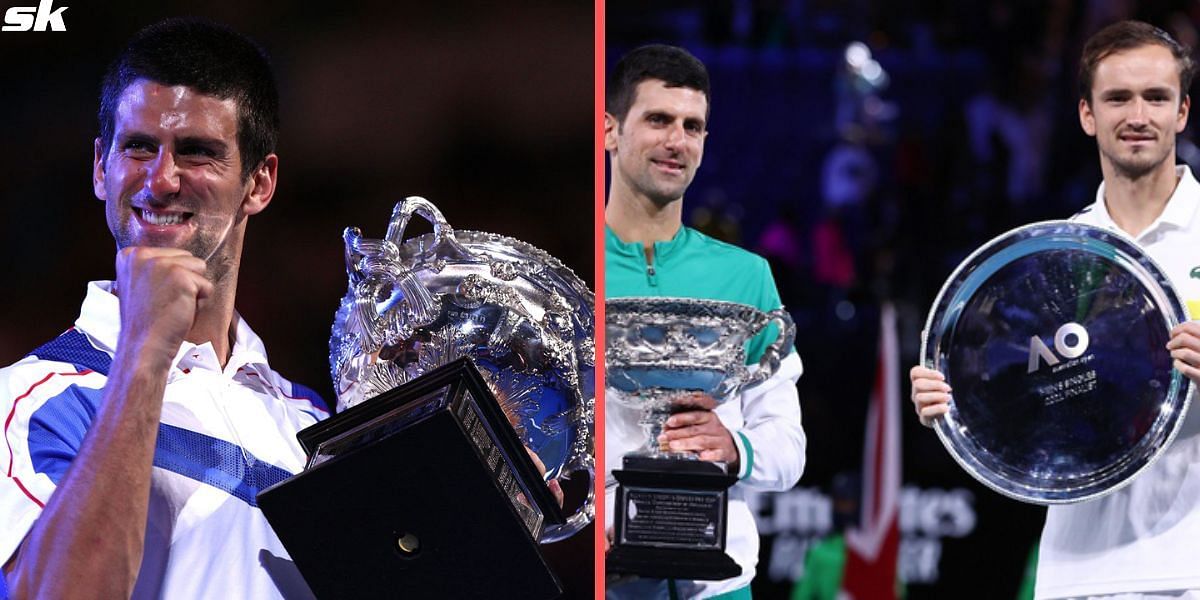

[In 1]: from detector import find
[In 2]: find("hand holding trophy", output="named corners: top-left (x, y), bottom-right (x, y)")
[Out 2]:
top-left (605, 297), bottom-right (794, 580)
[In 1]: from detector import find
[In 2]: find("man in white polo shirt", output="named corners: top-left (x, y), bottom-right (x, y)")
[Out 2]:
top-left (911, 20), bottom-right (1200, 598)
top-left (0, 19), bottom-right (327, 599)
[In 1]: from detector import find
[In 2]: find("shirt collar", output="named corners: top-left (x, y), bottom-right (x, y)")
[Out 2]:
top-left (604, 225), bottom-right (640, 257)
top-left (74, 280), bottom-right (271, 375)
top-left (75, 280), bottom-right (120, 354)
top-left (604, 223), bottom-right (688, 263)
top-left (1092, 165), bottom-right (1200, 238)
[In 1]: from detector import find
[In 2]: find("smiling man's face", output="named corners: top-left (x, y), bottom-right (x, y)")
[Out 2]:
top-left (606, 79), bottom-right (708, 207)
top-left (1080, 43), bottom-right (1190, 179)
top-left (94, 79), bottom-right (264, 278)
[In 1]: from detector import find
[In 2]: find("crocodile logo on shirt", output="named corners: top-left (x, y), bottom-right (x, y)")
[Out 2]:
top-left (1192, 266), bottom-right (1200, 280)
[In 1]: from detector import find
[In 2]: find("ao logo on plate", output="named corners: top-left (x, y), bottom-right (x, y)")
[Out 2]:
top-left (1027, 322), bottom-right (1089, 373)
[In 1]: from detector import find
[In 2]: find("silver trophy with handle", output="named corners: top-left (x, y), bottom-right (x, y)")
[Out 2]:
top-left (605, 296), bottom-right (794, 580)
top-left (259, 196), bottom-right (595, 599)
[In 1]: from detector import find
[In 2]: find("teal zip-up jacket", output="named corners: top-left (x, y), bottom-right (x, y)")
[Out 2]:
top-left (604, 225), bottom-right (786, 365)
top-left (605, 224), bottom-right (806, 600)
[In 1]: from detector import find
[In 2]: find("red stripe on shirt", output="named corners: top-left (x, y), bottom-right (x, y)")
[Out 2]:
top-left (4, 369), bottom-right (94, 507)
top-left (11, 474), bottom-right (45, 508)
top-left (239, 368), bottom-right (327, 415)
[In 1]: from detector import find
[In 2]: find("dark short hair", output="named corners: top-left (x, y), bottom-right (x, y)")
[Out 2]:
top-left (98, 18), bottom-right (280, 180)
top-left (607, 44), bottom-right (710, 122)
top-left (1079, 20), bottom-right (1195, 104)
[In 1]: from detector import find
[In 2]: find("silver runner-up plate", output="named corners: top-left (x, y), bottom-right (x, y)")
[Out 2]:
top-left (921, 220), bottom-right (1193, 505)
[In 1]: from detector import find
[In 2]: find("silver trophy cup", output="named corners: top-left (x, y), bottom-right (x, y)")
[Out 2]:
top-left (606, 297), bottom-right (796, 458)
top-left (329, 196), bottom-right (596, 542)
top-left (257, 197), bottom-right (593, 598)
top-left (605, 296), bottom-right (795, 581)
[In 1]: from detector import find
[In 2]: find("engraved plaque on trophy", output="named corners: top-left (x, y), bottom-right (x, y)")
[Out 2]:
top-left (606, 297), bottom-right (795, 580)
top-left (922, 220), bottom-right (1194, 504)
top-left (258, 358), bottom-right (564, 599)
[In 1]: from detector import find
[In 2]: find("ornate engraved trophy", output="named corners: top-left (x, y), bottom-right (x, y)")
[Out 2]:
top-left (258, 197), bottom-right (595, 599)
top-left (605, 297), bottom-right (795, 580)
top-left (922, 220), bottom-right (1193, 505)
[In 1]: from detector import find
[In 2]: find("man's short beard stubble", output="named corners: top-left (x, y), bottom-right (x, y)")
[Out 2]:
top-left (646, 189), bottom-right (683, 209)
top-left (112, 213), bottom-right (238, 285)
top-left (1105, 142), bottom-right (1172, 180)
top-left (625, 155), bottom-right (690, 209)
top-left (621, 167), bottom-right (687, 209)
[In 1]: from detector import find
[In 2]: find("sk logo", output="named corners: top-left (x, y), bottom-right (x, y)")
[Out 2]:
top-left (2, 0), bottom-right (67, 32)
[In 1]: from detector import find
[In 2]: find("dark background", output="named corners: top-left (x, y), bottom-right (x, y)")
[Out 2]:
top-left (0, 1), bottom-right (594, 597)
top-left (608, 0), bottom-right (1200, 598)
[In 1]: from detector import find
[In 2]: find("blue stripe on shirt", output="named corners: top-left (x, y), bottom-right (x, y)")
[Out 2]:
top-left (27, 387), bottom-right (293, 509)
top-left (153, 423), bottom-right (293, 507)
top-left (24, 328), bottom-right (297, 508)
top-left (27, 384), bottom-right (100, 484)
top-left (27, 328), bottom-right (111, 375)
top-left (289, 381), bottom-right (330, 415)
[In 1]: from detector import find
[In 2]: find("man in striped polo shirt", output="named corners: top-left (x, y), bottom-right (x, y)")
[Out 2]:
top-left (0, 19), bottom-right (327, 599)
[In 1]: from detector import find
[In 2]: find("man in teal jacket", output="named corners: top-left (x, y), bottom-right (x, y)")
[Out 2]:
top-left (604, 44), bottom-right (807, 600)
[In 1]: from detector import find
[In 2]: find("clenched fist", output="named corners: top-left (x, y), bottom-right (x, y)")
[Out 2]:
top-left (114, 247), bottom-right (213, 369)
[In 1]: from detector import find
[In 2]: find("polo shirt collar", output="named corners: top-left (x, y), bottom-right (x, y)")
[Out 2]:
top-left (1092, 165), bottom-right (1200, 238)
top-left (74, 280), bottom-right (272, 376)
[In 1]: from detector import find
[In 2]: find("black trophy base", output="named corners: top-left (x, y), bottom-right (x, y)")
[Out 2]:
top-left (607, 456), bottom-right (742, 581)
top-left (607, 545), bottom-right (742, 582)
top-left (258, 358), bottom-right (563, 599)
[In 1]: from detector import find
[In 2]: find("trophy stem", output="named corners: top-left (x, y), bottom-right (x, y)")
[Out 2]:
top-left (633, 393), bottom-right (699, 460)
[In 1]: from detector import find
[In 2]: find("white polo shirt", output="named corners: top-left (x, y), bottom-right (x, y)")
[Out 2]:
top-left (1036, 165), bottom-right (1200, 598)
top-left (0, 281), bottom-right (328, 599)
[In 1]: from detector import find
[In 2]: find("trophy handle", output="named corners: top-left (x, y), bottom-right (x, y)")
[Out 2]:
top-left (742, 307), bottom-right (797, 388)
top-left (343, 226), bottom-right (438, 352)
top-left (385, 196), bottom-right (473, 261)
